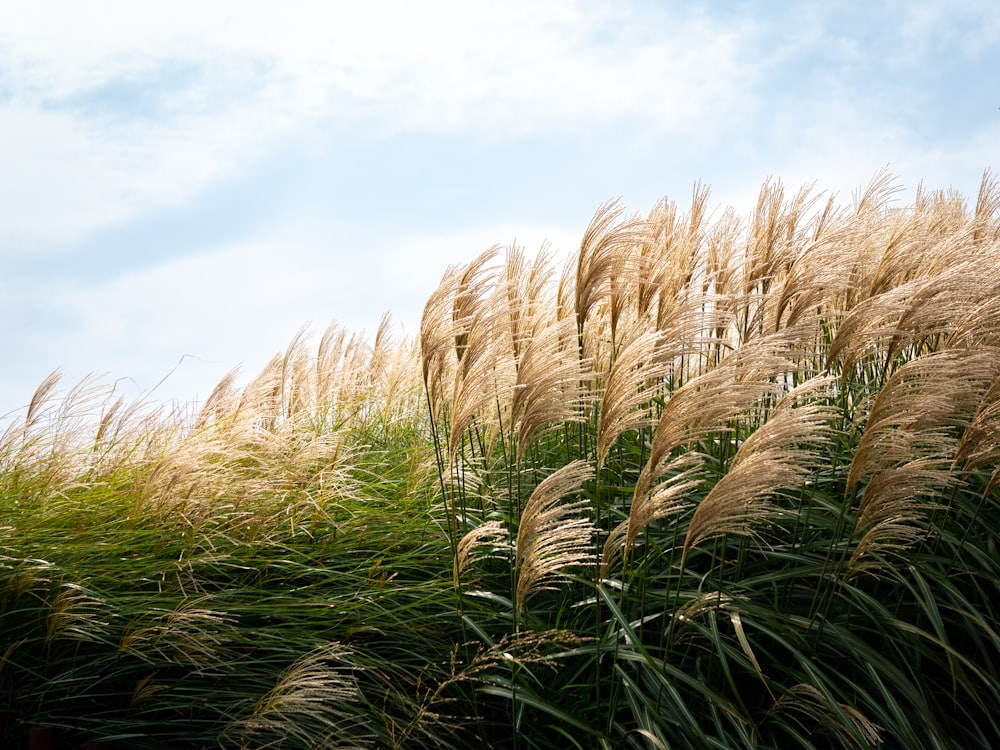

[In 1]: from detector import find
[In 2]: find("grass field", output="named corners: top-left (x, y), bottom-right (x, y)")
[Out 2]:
top-left (2, 170), bottom-right (999, 748)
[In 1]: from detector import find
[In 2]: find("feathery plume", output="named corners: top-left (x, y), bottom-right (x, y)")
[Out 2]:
top-left (635, 328), bottom-right (810, 500)
top-left (734, 180), bottom-right (821, 338)
top-left (847, 348), bottom-right (1000, 575)
top-left (45, 583), bottom-right (111, 645)
top-left (847, 349), bottom-right (998, 493)
top-left (574, 199), bottom-right (648, 346)
top-left (601, 454), bottom-right (701, 579)
top-left (196, 367), bottom-right (242, 429)
top-left (421, 266), bottom-right (462, 423)
top-left (847, 462), bottom-right (942, 577)
top-left (973, 168), bottom-right (1000, 244)
top-left (852, 165), bottom-right (901, 217)
top-left (824, 277), bottom-right (922, 373)
top-left (511, 316), bottom-right (591, 462)
top-left (227, 643), bottom-right (372, 749)
top-left (955, 368), bottom-right (1000, 493)
top-left (119, 598), bottom-right (237, 667)
top-left (514, 460), bottom-right (596, 613)
top-left (680, 378), bottom-right (835, 566)
top-left (447, 313), bottom-right (516, 462)
top-left (454, 520), bottom-right (510, 587)
top-left (635, 196), bottom-right (680, 323)
top-left (453, 246), bottom-right (500, 371)
top-left (501, 244), bottom-right (557, 362)
top-left (771, 683), bottom-right (882, 749)
top-left (771, 202), bottom-right (856, 332)
top-left (744, 179), bottom-right (818, 297)
top-left (596, 328), bottom-right (678, 468)
top-left (24, 370), bottom-right (62, 434)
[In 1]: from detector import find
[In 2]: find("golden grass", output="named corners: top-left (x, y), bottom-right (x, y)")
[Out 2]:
top-left (513, 460), bottom-right (595, 614)
top-left (1, 317), bottom-right (427, 541)
top-left (772, 682), bottom-right (883, 749)
top-left (426, 167), bottom-right (1000, 601)
top-left (226, 642), bottom-right (372, 749)
top-left (5, 170), bottom-right (996, 595)
top-left (680, 378), bottom-right (836, 568)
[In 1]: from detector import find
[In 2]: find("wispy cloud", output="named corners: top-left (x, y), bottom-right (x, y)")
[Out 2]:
top-left (0, 2), bottom-right (762, 248)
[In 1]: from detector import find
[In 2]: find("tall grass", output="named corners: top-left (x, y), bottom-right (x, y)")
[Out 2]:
top-left (0, 319), bottom-right (494, 748)
top-left (426, 169), bottom-right (1000, 748)
top-left (1, 170), bottom-right (998, 748)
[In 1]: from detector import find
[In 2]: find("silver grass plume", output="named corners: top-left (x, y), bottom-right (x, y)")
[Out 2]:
top-left (454, 520), bottom-right (509, 588)
top-left (601, 454), bottom-right (701, 579)
top-left (680, 377), bottom-right (835, 568)
top-left (447, 308), bottom-right (516, 462)
top-left (847, 348), bottom-right (1000, 576)
top-left (420, 265), bottom-right (462, 424)
top-left (510, 315), bottom-right (591, 463)
top-left (771, 683), bottom-right (882, 749)
top-left (574, 199), bottom-right (648, 353)
top-left (634, 328), bottom-right (810, 501)
top-left (227, 642), bottom-right (373, 749)
top-left (955, 366), bottom-right (1000, 494)
top-left (514, 460), bottom-right (596, 614)
top-left (595, 328), bottom-right (673, 470)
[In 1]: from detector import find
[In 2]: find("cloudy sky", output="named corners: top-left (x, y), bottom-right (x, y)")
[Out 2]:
top-left (1, 1), bottom-right (997, 421)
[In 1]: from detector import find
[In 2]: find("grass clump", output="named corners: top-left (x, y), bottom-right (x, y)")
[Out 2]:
top-left (2, 170), bottom-right (999, 748)
top-left (0, 319), bottom-right (488, 748)
top-left (425, 169), bottom-right (1000, 749)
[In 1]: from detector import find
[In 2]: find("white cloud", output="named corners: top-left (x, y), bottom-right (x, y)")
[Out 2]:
top-left (0, 1), bottom-right (761, 249)
top-left (3, 2), bottom-right (754, 130)
top-left (894, 0), bottom-right (1000, 60)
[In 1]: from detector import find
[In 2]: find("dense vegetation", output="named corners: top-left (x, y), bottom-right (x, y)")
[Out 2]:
top-left (2, 170), bottom-right (999, 748)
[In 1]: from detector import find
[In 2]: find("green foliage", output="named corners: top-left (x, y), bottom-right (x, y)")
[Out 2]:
top-left (0, 442), bottom-right (484, 748)
top-left (2, 173), bottom-right (1000, 748)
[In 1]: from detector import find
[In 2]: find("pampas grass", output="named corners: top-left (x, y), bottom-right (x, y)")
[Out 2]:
top-left (680, 378), bottom-right (835, 568)
top-left (226, 643), bottom-right (372, 749)
top-left (425, 168), bottom-right (1000, 748)
top-left (513, 460), bottom-right (596, 615)
top-left (3, 169), bottom-right (1000, 749)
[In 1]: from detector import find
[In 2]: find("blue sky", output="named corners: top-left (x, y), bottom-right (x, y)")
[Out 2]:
top-left (1, 1), bottom-right (997, 421)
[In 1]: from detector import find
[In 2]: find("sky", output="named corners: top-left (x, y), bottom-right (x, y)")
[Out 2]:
top-left (1, 1), bottom-right (997, 423)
